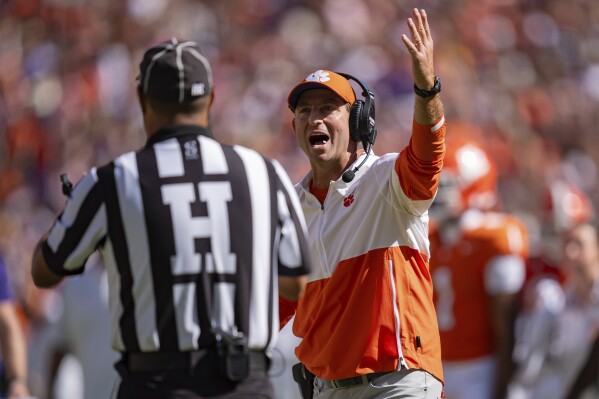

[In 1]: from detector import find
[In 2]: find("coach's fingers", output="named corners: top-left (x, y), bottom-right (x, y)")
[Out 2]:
top-left (406, 17), bottom-right (423, 51)
top-left (417, 9), bottom-right (432, 44)
top-left (401, 33), bottom-right (420, 55)
top-left (401, 9), bottom-right (436, 89)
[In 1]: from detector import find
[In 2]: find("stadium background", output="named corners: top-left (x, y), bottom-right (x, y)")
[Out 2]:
top-left (0, 0), bottom-right (598, 398)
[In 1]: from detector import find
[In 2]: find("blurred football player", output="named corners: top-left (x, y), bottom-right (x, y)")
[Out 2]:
top-left (429, 135), bottom-right (528, 399)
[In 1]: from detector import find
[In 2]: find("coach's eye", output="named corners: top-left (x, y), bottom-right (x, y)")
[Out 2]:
top-left (321, 104), bottom-right (337, 113)
top-left (296, 106), bottom-right (311, 115)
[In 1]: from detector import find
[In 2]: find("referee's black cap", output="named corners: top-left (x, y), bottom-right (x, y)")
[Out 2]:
top-left (138, 38), bottom-right (213, 104)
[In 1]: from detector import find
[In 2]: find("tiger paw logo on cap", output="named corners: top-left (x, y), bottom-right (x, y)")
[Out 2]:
top-left (288, 69), bottom-right (356, 111)
top-left (305, 70), bottom-right (331, 83)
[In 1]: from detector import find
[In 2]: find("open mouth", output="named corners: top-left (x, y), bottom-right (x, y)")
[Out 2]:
top-left (309, 134), bottom-right (329, 146)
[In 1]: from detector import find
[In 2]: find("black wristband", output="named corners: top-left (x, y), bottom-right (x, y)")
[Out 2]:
top-left (414, 76), bottom-right (441, 98)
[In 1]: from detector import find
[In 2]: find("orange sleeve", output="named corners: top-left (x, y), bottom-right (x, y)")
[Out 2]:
top-left (395, 118), bottom-right (446, 200)
top-left (410, 118), bottom-right (446, 162)
top-left (279, 296), bottom-right (298, 330)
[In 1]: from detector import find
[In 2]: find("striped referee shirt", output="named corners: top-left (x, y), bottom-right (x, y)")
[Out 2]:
top-left (41, 125), bottom-right (310, 354)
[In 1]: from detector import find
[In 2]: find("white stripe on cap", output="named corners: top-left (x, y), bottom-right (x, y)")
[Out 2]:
top-left (185, 46), bottom-right (213, 88)
top-left (175, 44), bottom-right (185, 103)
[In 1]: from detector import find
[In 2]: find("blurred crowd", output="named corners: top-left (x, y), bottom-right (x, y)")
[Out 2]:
top-left (0, 0), bottom-right (598, 398)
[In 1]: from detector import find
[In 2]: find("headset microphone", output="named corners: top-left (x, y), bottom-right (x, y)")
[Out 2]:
top-left (342, 148), bottom-right (372, 183)
top-left (341, 169), bottom-right (355, 183)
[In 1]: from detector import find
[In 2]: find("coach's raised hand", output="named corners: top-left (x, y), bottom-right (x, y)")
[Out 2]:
top-left (401, 8), bottom-right (443, 125)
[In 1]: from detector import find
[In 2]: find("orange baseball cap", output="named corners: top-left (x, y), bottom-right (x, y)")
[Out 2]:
top-left (287, 70), bottom-right (356, 111)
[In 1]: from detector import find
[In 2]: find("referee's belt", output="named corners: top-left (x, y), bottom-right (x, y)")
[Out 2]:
top-left (124, 349), bottom-right (270, 373)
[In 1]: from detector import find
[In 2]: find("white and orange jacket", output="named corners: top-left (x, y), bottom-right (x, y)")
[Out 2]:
top-left (291, 119), bottom-right (446, 382)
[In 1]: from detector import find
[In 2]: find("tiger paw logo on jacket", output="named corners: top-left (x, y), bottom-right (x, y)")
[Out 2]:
top-left (343, 194), bottom-right (355, 207)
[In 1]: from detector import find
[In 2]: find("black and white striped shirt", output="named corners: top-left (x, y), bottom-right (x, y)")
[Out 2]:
top-left (42, 125), bottom-right (310, 353)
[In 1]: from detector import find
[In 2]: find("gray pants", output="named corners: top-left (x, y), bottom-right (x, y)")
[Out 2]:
top-left (313, 369), bottom-right (443, 399)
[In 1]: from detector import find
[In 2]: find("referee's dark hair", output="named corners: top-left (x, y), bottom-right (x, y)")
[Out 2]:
top-left (140, 94), bottom-right (211, 117)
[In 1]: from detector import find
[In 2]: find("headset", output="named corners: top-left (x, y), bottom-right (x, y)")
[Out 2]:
top-left (336, 72), bottom-right (378, 182)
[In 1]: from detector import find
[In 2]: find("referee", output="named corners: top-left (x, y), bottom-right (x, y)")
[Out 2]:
top-left (31, 38), bottom-right (311, 399)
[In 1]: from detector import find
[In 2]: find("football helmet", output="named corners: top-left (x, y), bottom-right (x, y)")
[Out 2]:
top-left (434, 137), bottom-right (498, 216)
top-left (543, 180), bottom-right (593, 233)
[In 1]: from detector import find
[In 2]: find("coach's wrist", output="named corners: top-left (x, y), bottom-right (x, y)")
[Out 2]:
top-left (414, 76), bottom-right (441, 98)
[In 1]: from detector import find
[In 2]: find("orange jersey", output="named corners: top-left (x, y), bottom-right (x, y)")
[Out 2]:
top-left (293, 119), bottom-right (446, 382)
top-left (430, 210), bottom-right (528, 361)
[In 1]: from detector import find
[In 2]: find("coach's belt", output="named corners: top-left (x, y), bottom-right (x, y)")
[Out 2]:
top-left (319, 371), bottom-right (393, 389)
top-left (124, 349), bottom-right (269, 373)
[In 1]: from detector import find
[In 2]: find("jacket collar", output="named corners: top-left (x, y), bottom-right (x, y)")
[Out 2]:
top-left (298, 152), bottom-right (375, 195)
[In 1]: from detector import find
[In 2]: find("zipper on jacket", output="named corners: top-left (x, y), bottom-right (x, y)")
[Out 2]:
top-left (305, 186), bottom-right (330, 277)
top-left (317, 206), bottom-right (329, 275)
top-left (388, 259), bottom-right (408, 370)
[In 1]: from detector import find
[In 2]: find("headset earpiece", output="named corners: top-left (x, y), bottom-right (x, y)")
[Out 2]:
top-left (349, 101), bottom-right (364, 143)
top-left (336, 72), bottom-right (377, 148)
top-left (337, 72), bottom-right (377, 183)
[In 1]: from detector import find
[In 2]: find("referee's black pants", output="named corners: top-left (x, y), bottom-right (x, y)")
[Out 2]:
top-left (113, 350), bottom-right (274, 398)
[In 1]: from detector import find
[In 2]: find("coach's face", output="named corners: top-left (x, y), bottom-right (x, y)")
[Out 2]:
top-left (292, 89), bottom-right (355, 169)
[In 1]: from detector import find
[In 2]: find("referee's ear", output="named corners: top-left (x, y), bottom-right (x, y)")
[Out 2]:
top-left (207, 90), bottom-right (215, 112)
top-left (137, 84), bottom-right (147, 114)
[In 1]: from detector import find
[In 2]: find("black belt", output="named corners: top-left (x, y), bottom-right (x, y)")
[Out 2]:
top-left (319, 371), bottom-right (393, 389)
top-left (298, 363), bottom-right (393, 389)
top-left (123, 349), bottom-right (270, 373)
